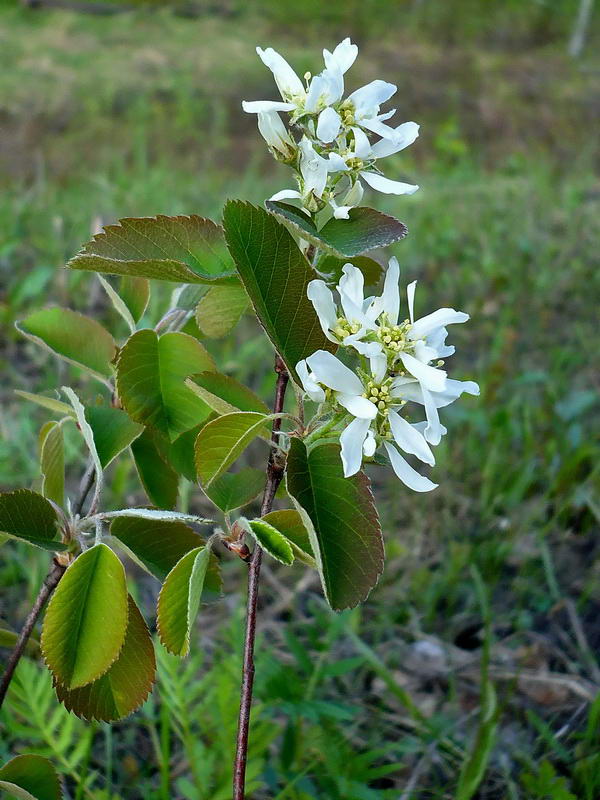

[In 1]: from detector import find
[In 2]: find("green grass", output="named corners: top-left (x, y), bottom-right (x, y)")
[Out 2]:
top-left (1, 2), bottom-right (599, 798)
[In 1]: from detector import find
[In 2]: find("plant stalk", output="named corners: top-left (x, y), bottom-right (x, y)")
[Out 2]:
top-left (233, 356), bottom-right (289, 799)
top-left (0, 465), bottom-right (95, 710)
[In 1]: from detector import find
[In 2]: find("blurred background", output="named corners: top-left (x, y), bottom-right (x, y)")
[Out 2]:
top-left (1, 1), bottom-right (599, 798)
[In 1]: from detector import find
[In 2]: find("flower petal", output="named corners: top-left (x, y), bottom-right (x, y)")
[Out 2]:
top-left (340, 416), bottom-right (371, 477)
top-left (400, 353), bottom-right (447, 392)
top-left (409, 308), bottom-right (469, 339)
top-left (306, 350), bottom-right (364, 395)
top-left (305, 69), bottom-right (344, 112)
top-left (388, 410), bottom-right (435, 465)
top-left (256, 46), bottom-right (305, 99)
top-left (361, 172), bottom-right (419, 195)
top-left (338, 264), bottom-right (365, 308)
top-left (421, 386), bottom-right (444, 445)
top-left (323, 38), bottom-right (358, 75)
top-left (337, 393), bottom-right (378, 419)
top-left (296, 359), bottom-right (326, 403)
top-left (430, 379), bottom-right (480, 409)
top-left (406, 280), bottom-right (417, 323)
top-left (317, 107), bottom-right (342, 142)
top-left (370, 121), bottom-right (420, 158)
top-left (370, 353), bottom-right (387, 384)
top-left (382, 255), bottom-right (400, 324)
top-left (307, 280), bottom-right (337, 339)
top-left (347, 80), bottom-right (396, 116)
top-left (363, 429), bottom-right (377, 457)
top-left (384, 442), bottom-right (438, 492)
top-left (351, 127), bottom-right (372, 159)
top-left (269, 189), bottom-right (302, 202)
top-left (242, 100), bottom-right (296, 113)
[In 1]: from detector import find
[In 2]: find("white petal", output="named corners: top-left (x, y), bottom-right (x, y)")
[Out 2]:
top-left (306, 350), bottom-right (364, 395)
top-left (361, 171), bottom-right (419, 195)
top-left (384, 442), bottom-right (438, 492)
top-left (347, 80), bottom-right (396, 116)
top-left (360, 116), bottom-right (400, 139)
top-left (307, 280), bottom-right (337, 338)
top-left (351, 127), bottom-right (372, 159)
top-left (414, 339), bottom-right (439, 364)
top-left (390, 378), bottom-right (422, 402)
top-left (421, 386), bottom-right (443, 445)
top-left (340, 417), bottom-right (370, 476)
top-left (327, 153), bottom-right (348, 173)
top-left (430, 379), bottom-right (480, 409)
top-left (400, 353), bottom-right (447, 392)
top-left (346, 336), bottom-right (382, 359)
top-left (370, 121), bottom-right (420, 158)
top-left (269, 189), bottom-right (302, 203)
top-left (337, 393), bottom-right (378, 419)
top-left (332, 204), bottom-right (352, 219)
top-left (316, 107), bottom-right (342, 143)
top-left (409, 308), bottom-right (469, 339)
top-left (323, 38), bottom-right (358, 75)
top-left (256, 46), bottom-right (304, 99)
top-left (412, 420), bottom-right (447, 438)
top-left (406, 280), bottom-right (417, 324)
top-left (305, 69), bottom-right (344, 112)
top-left (427, 326), bottom-right (454, 358)
top-left (338, 264), bottom-right (364, 308)
top-left (300, 138), bottom-right (328, 197)
top-left (370, 353), bottom-right (387, 384)
top-left (257, 111), bottom-right (294, 154)
top-left (296, 360), bottom-right (325, 403)
top-left (363, 429), bottom-right (377, 457)
top-left (382, 256), bottom-right (400, 324)
top-left (388, 410), bottom-right (435, 465)
top-left (242, 100), bottom-right (296, 113)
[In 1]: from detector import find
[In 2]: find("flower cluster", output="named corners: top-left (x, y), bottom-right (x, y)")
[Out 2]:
top-left (296, 260), bottom-right (479, 491)
top-left (243, 39), bottom-right (419, 219)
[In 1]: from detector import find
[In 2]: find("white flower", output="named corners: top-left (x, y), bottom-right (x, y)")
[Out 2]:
top-left (257, 111), bottom-right (296, 161)
top-left (296, 350), bottom-right (438, 492)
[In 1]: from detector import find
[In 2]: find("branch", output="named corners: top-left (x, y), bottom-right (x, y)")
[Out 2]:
top-left (0, 465), bottom-right (95, 711)
top-left (232, 355), bottom-right (289, 800)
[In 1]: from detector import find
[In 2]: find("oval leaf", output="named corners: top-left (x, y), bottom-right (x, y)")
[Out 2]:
top-left (55, 595), bottom-right (155, 722)
top-left (266, 201), bottom-right (408, 258)
top-left (286, 440), bottom-right (384, 610)
top-left (120, 275), bottom-right (150, 322)
top-left (16, 308), bottom-right (116, 379)
top-left (194, 411), bottom-right (269, 487)
top-left (195, 283), bottom-right (248, 338)
top-left (41, 544), bottom-right (128, 689)
top-left (222, 201), bottom-right (335, 382)
top-left (85, 406), bottom-right (144, 468)
top-left (247, 519), bottom-right (294, 565)
top-left (131, 428), bottom-right (179, 509)
top-left (0, 489), bottom-right (65, 551)
top-left (39, 421), bottom-right (65, 508)
top-left (157, 546), bottom-right (212, 656)
top-left (262, 509), bottom-right (315, 566)
top-left (117, 329), bottom-right (215, 441)
top-left (203, 468), bottom-right (265, 512)
top-left (67, 215), bottom-right (236, 285)
top-left (186, 371), bottom-right (269, 416)
top-left (0, 755), bottom-right (62, 800)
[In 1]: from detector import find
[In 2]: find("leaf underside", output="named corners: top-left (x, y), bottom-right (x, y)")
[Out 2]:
top-left (0, 489), bottom-right (65, 551)
top-left (194, 411), bottom-right (269, 487)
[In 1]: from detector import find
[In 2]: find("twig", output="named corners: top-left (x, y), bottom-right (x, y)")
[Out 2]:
top-left (0, 560), bottom-right (66, 709)
top-left (233, 356), bottom-right (289, 800)
top-left (0, 465), bottom-right (95, 710)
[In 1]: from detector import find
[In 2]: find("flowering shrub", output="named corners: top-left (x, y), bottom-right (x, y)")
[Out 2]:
top-left (0, 38), bottom-right (477, 800)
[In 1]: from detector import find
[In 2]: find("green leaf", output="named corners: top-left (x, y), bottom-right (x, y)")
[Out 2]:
top-left (85, 405), bottom-right (144, 468)
top-left (222, 201), bottom-right (335, 382)
top-left (55, 595), bottom-right (155, 722)
top-left (262, 509), bottom-right (315, 566)
top-left (266, 202), bottom-right (408, 258)
top-left (194, 411), bottom-right (270, 487)
top-left (109, 515), bottom-right (222, 598)
top-left (286, 440), bottom-right (384, 610)
top-left (62, 388), bottom-right (103, 509)
top-left (0, 628), bottom-right (39, 656)
top-left (16, 308), bottom-right (117, 380)
top-left (315, 254), bottom-right (384, 286)
top-left (67, 215), bottom-right (236, 285)
top-left (167, 423), bottom-right (203, 481)
top-left (157, 546), bottom-right (212, 656)
top-left (120, 275), bottom-right (150, 322)
top-left (41, 543), bottom-right (128, 689)
top-left (117, 329), bottom-right (216, 441)
top-left (186, 371), bottom-right (269, 416)
top-left (39, 421), bottom-right (65, 508)
top-left (0, 489), bottom-right (65, 551)
top-left (131, 428), bottom-right (178, 509)
top-left (195, 283), bottom-right (248, 338)
top-left (15, 391), bottom-right (76, 418)
top-left (97, 274), bottom-right (136, 333)
top-left (0, 754), bottom-right (62, 800)
top-left (203, 468), bottom-right (265, 512)
top-left (246, 518), bottom-right (294, 565)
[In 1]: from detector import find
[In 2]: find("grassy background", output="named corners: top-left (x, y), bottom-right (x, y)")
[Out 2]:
top-left (1, 1), bottom-right (599, 797)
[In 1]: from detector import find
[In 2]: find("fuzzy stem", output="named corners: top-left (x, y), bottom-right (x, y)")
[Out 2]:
top-left (233, 356), bottom-right (289, 799)
top-left (0, 465), bottom-right (95, 710)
